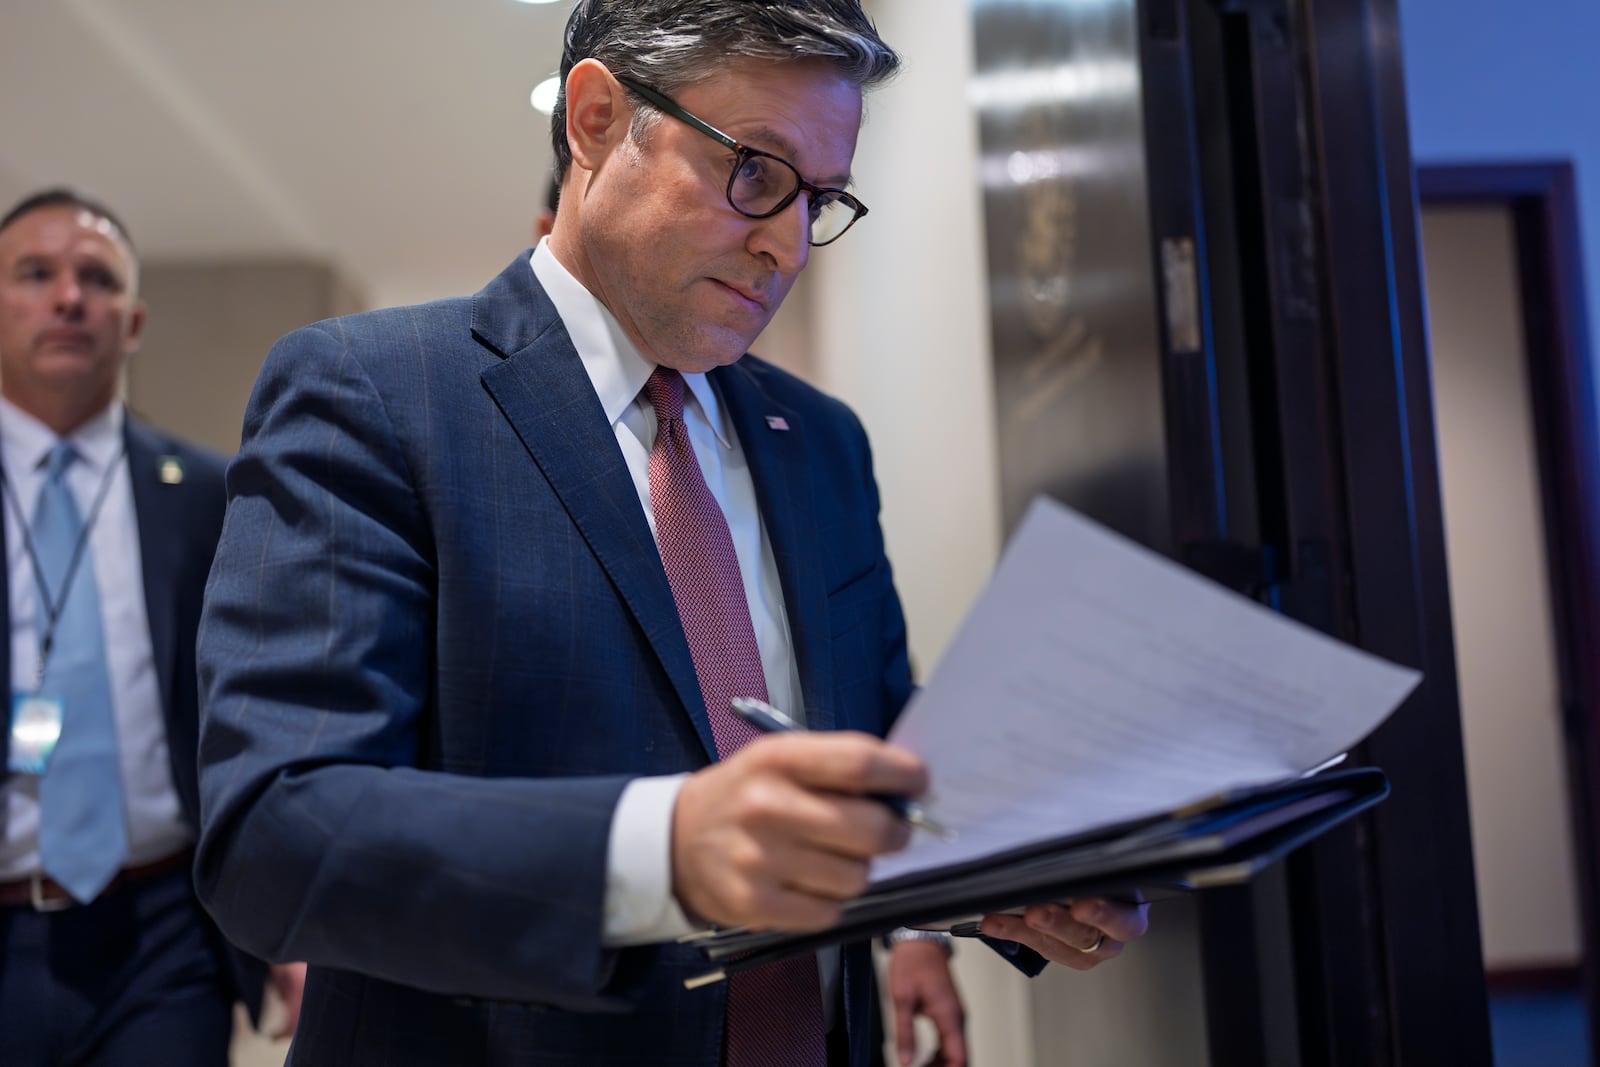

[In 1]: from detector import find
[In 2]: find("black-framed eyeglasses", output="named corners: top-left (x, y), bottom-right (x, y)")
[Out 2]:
top-left (615, 75), bottom-right (868, 247)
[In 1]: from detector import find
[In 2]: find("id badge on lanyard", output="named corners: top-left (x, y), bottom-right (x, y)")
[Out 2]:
top-left (8, 690), bottom-right (63, 774)
top-left (0, 440), bottom-right (123, 775)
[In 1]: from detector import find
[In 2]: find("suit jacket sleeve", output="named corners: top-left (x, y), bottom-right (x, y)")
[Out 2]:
top-left (194, 322), bottom-right (639, 1010)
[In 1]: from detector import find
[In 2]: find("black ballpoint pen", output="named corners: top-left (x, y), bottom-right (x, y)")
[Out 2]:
top-left (729, 697), bottom-right (956, 840)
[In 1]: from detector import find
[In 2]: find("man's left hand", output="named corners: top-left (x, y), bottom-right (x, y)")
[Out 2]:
top-left (268, 962), bottom-right (308, 1040)
top-left (887, 939), bottom-right (966, 1067)
top-left (979, 897), bottom-right (1150, 970)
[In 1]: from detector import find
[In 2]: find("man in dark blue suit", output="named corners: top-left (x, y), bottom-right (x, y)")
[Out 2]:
top-left (195, 3), bottom-right (1148, 1064)
top-left (0, 189), bottom-right (304, 1064)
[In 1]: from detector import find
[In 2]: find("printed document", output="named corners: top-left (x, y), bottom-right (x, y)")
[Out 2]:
top-left (874, 497), bottom-right (1420, 884)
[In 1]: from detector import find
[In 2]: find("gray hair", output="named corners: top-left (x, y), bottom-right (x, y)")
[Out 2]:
top-left (550, 0), bottom-right (900, 181)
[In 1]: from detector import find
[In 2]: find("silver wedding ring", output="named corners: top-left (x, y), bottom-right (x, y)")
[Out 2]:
top-left (1078, 932), bottom-right (1107, 955)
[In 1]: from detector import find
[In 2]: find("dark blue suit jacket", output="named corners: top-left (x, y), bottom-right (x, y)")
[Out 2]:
top-left (0, 416), bottom-right (265, 1020)
top-left (195, 253), bottom-right (914, 1065)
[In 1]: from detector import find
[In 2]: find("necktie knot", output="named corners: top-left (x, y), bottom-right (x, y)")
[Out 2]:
top-left (645, 366), bottom-right (686, 424)
top-left (43, 441), bottom-right (77, 484)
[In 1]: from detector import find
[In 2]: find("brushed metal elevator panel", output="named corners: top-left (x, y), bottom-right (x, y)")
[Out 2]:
top-left (973, 0), bottom-right (1170, 551)
top-left (972, 4), bottom-right (1208, 1064)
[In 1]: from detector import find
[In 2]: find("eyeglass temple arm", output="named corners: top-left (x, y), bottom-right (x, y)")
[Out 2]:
top-left (614, 76), bottom-right (743, 153)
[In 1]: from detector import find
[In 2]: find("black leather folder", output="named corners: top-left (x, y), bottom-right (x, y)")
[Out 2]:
top-left (684, 765), bottom-right (1389, 986)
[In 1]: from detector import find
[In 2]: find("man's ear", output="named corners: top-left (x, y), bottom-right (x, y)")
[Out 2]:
top-left (565, 59), bottom-right (631, 173)
top-left (124, 300), bottom-right (146, 356)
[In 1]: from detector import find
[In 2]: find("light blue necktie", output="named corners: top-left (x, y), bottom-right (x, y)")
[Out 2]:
top-left (34, 441), bottom-right (127, 902)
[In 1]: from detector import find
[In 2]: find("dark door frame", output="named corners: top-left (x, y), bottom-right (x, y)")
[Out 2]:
top-left (1418, 160), bottom-right (1600, 1063)
top-left (1134, 0), bottom-right (1500, 1060)
top-left (1133, 0), bottom-right (1500, 1060)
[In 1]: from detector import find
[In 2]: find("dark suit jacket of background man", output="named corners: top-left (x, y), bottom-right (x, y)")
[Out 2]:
top-left (195, 251), bottom-right (916, 1065)
top-left (0, 416), bottom-right (265, 1021)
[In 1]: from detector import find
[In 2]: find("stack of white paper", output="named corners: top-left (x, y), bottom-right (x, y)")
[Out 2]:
top-left (874, 497), bottom-right (1420, 885)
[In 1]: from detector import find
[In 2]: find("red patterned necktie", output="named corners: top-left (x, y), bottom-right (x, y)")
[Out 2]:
top-left (644, 367), bottom-right (828, 1067)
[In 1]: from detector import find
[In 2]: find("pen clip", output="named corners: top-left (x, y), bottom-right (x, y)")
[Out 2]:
top-left (730, 697), bottom-right (807, 732)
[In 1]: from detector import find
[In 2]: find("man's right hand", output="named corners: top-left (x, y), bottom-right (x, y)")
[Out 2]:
top-left (671, 732), bottom-right (927, 931)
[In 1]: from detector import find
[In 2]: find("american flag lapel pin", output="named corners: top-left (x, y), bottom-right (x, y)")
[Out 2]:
top-left (765, 415), bottom-right (790, 431)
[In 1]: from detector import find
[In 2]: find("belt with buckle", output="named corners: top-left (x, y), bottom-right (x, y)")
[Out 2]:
top-left (0, 849), bottom-right (193, 912)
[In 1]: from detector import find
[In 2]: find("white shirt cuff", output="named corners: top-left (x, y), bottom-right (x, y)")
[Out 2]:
top-left (603, 772), bottom-right (698, 946)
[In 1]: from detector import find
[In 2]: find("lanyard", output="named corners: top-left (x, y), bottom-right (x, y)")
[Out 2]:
top-left (0, 443), bottom-right (124, 690)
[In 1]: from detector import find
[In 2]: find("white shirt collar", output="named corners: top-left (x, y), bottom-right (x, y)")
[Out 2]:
top-left (0, 395), bottom-right (124, 475)
top-left (529, 239), bottom-right (730, 447)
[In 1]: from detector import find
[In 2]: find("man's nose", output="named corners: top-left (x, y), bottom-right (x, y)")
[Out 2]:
top-left (52, 275), bottom-right (84, 314)
top-left (749, 194), bottom-right (811, 276)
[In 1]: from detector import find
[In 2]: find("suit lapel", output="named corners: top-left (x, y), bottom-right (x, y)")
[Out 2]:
top-left (712, 363), bottom-right (836, 731)
top-left (473, 258), bottom-right (716, 761)
top-left (124, 419), bottom-right (179, 721)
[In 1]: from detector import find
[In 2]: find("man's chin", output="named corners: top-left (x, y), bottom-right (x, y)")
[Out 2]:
top-left (655, 331), bottom-right (759, 374)
top-left (27, 354), bottom-right (117, 394)
top-left (654, 352), bottom-right (746, 375)
top-left (33, 347), bottom-right (100, 370)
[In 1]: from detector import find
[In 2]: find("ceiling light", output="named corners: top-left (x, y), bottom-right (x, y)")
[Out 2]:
top-left (529, 76), bottom-right (561, 114)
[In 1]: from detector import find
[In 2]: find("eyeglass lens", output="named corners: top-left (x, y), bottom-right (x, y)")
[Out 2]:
top-left (729, 154), bottom-right (858, 245)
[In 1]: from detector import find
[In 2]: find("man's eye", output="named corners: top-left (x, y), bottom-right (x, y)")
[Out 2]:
top-left (809, 191), bottom-right (843, 220)
top-left (735, 156), bottom-right (772, 187)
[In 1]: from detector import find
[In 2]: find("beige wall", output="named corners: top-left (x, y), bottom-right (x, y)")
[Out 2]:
top-left (1422, 204), bottom-right (1584, 968)
top-left (128, 259), bottom-right (365, 455)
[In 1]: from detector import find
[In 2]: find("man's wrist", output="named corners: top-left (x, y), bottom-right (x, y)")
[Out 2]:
top-left (604, 773), bottom-right (696, 945)
top-left (881, 927), bottom-right (954, 956)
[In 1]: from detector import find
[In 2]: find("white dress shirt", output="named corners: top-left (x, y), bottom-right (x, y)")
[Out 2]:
top-left (0, 398), bottom-right (191, 879)
top-left (531, 242), bottom-right (841, 1018)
